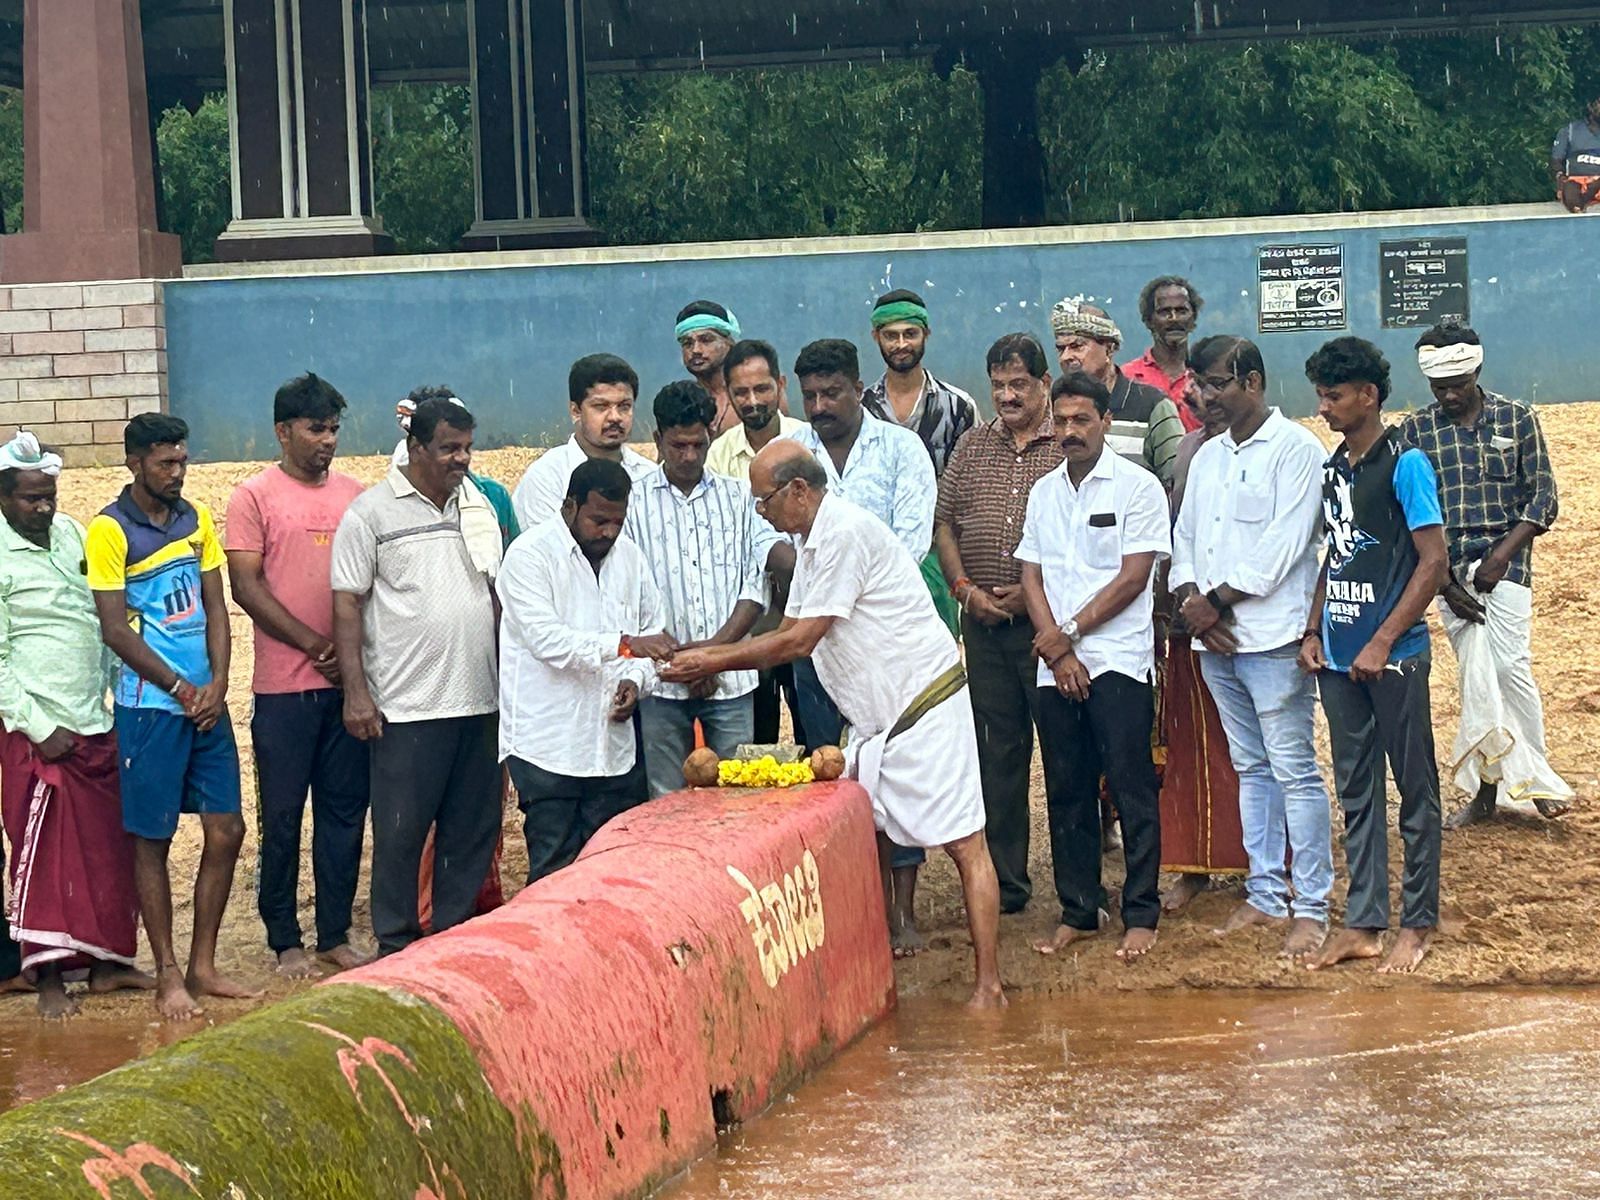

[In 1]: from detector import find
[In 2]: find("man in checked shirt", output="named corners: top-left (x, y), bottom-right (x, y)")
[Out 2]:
top-left (1400, 322), bottom-right (1572, 828)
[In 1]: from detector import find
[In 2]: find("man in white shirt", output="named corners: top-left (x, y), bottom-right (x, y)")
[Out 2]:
top-left (330, 398), bottom-right (504, 956)
top-left (1169, 335), bottom-right (1334, 960)
top-left (662, 440), bottom-right (1004, 1010)
top-left (707, 339), bottom-right (808, 745)
top-left (1017, 371), bottom-right (1172, 961)
top-left (497, 458), bottom-right (676, 883)
top-left (786, 337), bottom-right (939, 957)
top-left (625, 381), bottom-right (789, 797)
top-left (511, 354), bottom-right (656, 531)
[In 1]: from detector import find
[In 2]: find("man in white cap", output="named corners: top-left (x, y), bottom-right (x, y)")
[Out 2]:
top-left (1399, 322), bottom-right (1570, 827)
top-left (0, 432), bottom-right (152, 1017)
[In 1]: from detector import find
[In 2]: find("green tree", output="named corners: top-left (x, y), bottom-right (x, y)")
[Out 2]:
top-left (371, 83), bottom-right (475, 254)
top-left (155, 94), bottom-right (231, 263)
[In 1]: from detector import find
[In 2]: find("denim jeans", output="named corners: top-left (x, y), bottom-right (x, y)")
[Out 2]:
top-left (1199, 646), bottom-right (1333, 922)
top-left (639, 694), bottom-right (755, 799)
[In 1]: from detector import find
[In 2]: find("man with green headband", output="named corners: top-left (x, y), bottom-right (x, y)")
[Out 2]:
top-left (864, 288), bottom-right (976, 638)
top-left (676, 299), bottom-right (742, 439)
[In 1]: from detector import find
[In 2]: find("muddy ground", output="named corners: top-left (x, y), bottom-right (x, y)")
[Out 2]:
top-left (1, 406), bottom-right (1595, 1033)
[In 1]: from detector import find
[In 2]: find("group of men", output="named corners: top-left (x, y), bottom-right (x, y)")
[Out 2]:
top-left (0, 272), bottom-right (1568, 1017)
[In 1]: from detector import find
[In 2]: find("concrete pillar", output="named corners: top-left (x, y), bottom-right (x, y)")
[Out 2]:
top-left (213, 0), bottom-right (393, 261)
top-left (974, 43), bottom-right (1048, 230)
top-left (460, 0), bottom-right (599, 250)
top-left (0, 0), bottom-right (183, 284)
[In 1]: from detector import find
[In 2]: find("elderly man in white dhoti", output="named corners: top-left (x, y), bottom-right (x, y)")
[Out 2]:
top-left (1399, 323), bottom-right (1572, 827)
top-left (662, 439), bottom-right (1005, 1009)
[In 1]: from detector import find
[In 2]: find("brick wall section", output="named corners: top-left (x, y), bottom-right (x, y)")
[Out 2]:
top-left (0, 280), bottom-right (167, 467)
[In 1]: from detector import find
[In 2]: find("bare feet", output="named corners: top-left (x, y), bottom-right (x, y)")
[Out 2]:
top-left (1378, 927), bottom-right (1434, 974)
top-left (1304, 928), bottom-right (1384, 972)
top-left (1445, 785), bottom-right (1497, 829)
top-left (1280, 918), bottom-right (1327, 960)
top-left (1117, 927), bottom-right (1158, 961)
top-left (1034, 924), bottom-right (1100, 955)
top-left (36, 972), bottom-right (79, 1020)
top-left (0, 974), bottom-right (35, 995)
top-left (275, 948), bottom-right (320, 979)
top-left (86, 962), bottom-right (157, 993)
top-left (890, 924), bottom-right (926, 960)
top-left (316, 944), bottom-right (375, 972)
top-left (1533, 794), bottom-right (1573, 820)
top-left (1161, 873), bottom-right (1209, 913)
top-left (186, 966), bottom-right (264, 1002)
top-left (155, 966), bottom-right (203, 1021)
top-left (1212, 901), bottom-right (1287, 936)
top-left (967, 980), bottom-right (1008, 1010)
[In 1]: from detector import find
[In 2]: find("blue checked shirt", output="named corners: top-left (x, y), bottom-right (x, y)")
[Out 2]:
top-left (1398, 391), bottom-right (1558, 587)
top-left (786, 411), bottom-right (937, 560)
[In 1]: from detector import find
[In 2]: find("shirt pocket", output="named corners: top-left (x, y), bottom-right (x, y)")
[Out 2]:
top-left (1231, 484), bottom-right (1271, 525)
top-left (1083, 514), bottom-right (1122, 570)
top-left (1483, 446), bottom-right (1515, 481)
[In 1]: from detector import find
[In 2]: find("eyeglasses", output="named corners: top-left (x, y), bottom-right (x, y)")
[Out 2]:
top-left (752, 479), bottom-right (794, 510)
top-left (1196, 370), bottom-right (1239, 396)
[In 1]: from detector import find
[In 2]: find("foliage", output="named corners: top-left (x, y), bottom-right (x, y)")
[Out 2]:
top-left (154, 93), bottom-right (231, 262)
top-left (0, 89), bottom-right (20, 234)
top-left (371, 83), bottom-right (476, 254)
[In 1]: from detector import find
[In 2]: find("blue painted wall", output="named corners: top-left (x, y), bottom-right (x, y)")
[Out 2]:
top-left (165, 210), bottom-right (1600, 460)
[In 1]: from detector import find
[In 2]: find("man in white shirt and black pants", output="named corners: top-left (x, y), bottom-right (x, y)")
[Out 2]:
top-left (1169, 335), bottom-right (1335, 960)
top-left (496, 458), bottom-right (675, 883)
top-left (1018, 371), bottom-right (1172, 962)
top-left (624, 381), bottom-right (789, 798)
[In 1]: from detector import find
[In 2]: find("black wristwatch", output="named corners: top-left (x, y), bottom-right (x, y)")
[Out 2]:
top-left (1204, 587), bottom-right (1232, 616)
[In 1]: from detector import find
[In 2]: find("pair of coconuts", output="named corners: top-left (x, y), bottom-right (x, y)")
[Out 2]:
top-left (681, 745), bottom-right (845, 788)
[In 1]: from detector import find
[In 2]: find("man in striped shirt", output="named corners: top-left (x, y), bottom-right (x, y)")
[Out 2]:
top-left (1051, 298), bottom-right (1184, 490)
top-left (625, 382), bottom-right (790, 797)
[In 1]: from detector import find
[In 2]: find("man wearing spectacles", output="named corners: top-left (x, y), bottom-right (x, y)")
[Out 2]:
top-left (1169, 335), bottom-right (1334, 961)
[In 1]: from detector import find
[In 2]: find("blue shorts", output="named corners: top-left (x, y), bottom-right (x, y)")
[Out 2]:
top-left (113, 705), bottom-right (243, 840)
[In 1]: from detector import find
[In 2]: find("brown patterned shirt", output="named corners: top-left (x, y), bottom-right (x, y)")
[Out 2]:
top-left (935, 414), bottom-right (1063, 590)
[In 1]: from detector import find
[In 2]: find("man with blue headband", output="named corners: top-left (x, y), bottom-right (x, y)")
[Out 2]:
top-left (676, 299), bottom-right (742, 439)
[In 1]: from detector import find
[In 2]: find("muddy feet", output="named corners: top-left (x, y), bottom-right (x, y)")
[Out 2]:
top-left (186, 966), bottom-right (263, 1003)
top-left (1161, 873), bottom-right (1209, 913)
top-left (1445, 786), bottom-right (1498, 829)
top-left (1212, 901), bottom-right (1287, 937)
top-left (1533, 795), bottom-right (1573, 820)
top-left (1033, 924), bottom-right (1100, 955)
top-left (1305, 928), bottom-right (1384, 972)
top-left (155, 966), bottom-right (203, 1021)
top-left (1378, 927), bottom-right (1434, 974)
top-left (0, 974), bottom-right (34, 996)
top-left (1280, 918), bottom-right (1327, 960)
top-left (275, 948), bottom-right (319, 978)
top-left (36, 973), bottom-right (79, 1020)
top-left (1117, 927), bottom-right (1158, 962)
top-left (966, 980), bottom-right (1009, 1010)
top-left (87, 962), bottom-right (157, 994)
top-left (317, 943), bottom-right (375, 972)
top-left (890, 923), bottom-right (926, 959)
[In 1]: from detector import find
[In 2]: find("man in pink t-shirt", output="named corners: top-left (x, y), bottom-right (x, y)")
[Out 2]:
top-left (225, 374), bottom-right (369, 977)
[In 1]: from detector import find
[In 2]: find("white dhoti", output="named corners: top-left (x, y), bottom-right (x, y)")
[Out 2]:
top-left (1438, 576), bottom-right (1573, 806)
top-left (843, 686), bottom-right (986, 849)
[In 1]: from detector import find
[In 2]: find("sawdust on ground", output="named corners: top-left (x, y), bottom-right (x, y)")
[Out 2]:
top-left (2, 407), bottom-right (1596, 1031)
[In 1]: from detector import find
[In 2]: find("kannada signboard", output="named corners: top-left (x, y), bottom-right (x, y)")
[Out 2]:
top-left (1379, 237), bottom-right (1469, 329)
top-left (1257, 244), bottom-right (1345, 333)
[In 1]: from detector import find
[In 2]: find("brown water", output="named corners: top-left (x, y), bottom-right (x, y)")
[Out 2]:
top-left (0, 1015), bottom-right (205, 1113)
top-left (667, 989), bottom-right (1600, 1200)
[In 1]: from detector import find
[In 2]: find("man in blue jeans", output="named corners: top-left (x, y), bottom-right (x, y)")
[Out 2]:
top-left (1300, 337), bottom-right (1448, 975)
top-left (624, 382), bottom-right (789, 796)
top-left (1169, 335), bottom-right (1334, 960)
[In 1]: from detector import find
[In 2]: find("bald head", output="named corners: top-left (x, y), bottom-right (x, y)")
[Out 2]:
top-left (750, 439), bottom-right (827, 536)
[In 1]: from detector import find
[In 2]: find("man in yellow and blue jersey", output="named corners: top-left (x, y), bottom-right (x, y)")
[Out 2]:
top-left (86, 413), bottom-right (259, 1021)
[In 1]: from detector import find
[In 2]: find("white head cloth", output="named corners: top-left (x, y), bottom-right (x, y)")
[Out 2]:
top-left (1417, 342), bottom-right (1484, 379)
top-left (396, 394), bottom-right (464, 433)
top-left (0, 431), bottom-right (63, 477)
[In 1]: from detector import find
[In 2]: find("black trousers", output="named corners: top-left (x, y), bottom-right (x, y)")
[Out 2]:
top-left (963, 614), bottom-right (1042, 913)
top-left (506, 756), bottom-right (647, 884)
top-left (251, 689), bottom-right (369, 954)
top-left (1319, 654), bottom-right (1441, 931)
top-left (1036, 671), bottom-right (1161, 931)
top-left (752, 664), bottom-right (806, 747)
top-left (368, 714), bottom-right (500, 956)
top-left (0, 835), bottom-right (18, 980)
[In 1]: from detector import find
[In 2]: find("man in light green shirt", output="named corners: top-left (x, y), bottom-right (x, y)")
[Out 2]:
top-left (0, 432), bottom-right (151, 1017)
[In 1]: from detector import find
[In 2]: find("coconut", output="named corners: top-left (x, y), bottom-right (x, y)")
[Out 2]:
top-left (809, 745), bottom-right (846, 782)
top-left (682, 746), bottom-right (721, 788)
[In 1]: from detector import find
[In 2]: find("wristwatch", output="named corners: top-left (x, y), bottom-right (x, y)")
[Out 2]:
top-left (1059, 616), bottom-right (1081, 644)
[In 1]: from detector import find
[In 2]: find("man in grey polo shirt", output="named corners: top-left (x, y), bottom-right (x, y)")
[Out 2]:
top-left (331, 397), bottom-right (504, 956)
